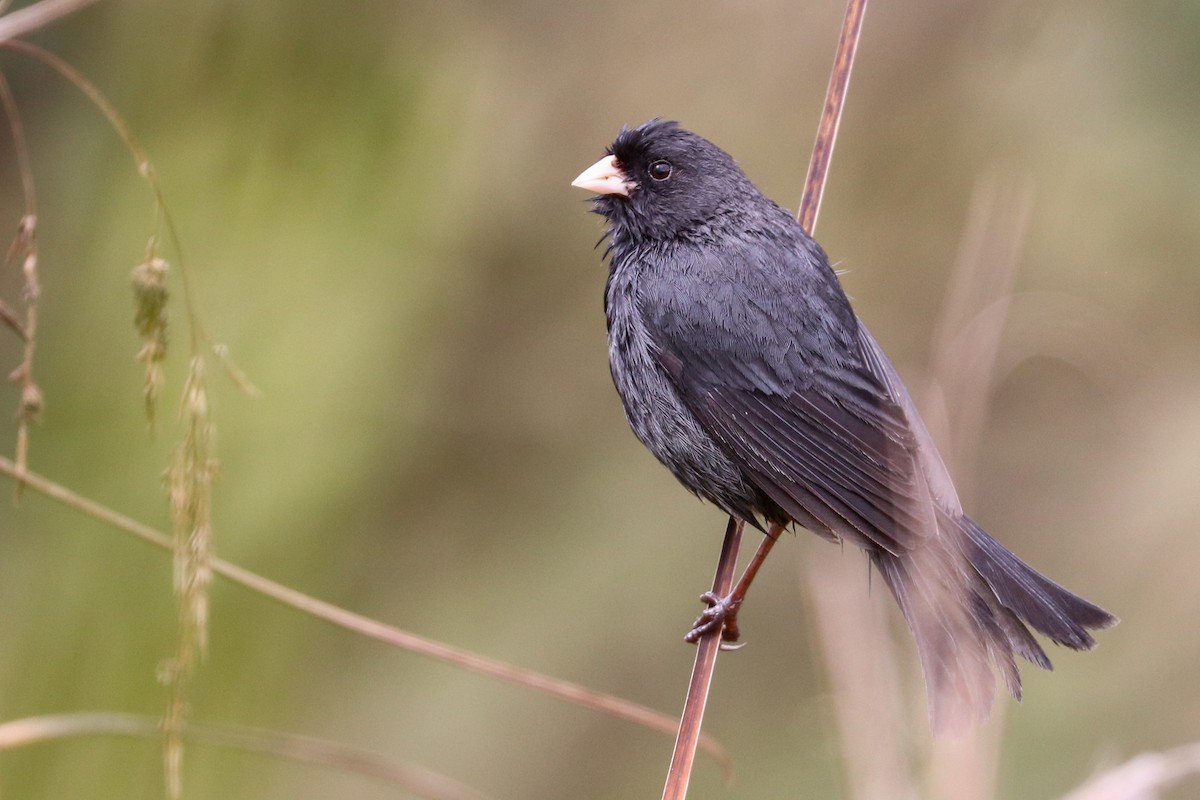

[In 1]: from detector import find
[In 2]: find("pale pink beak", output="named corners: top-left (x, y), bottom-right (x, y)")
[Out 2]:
top-left (571, 154), bottom-right (634, 196)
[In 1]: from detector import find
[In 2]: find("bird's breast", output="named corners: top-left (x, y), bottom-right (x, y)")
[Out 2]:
top-left (603, 251), bottom-right (761, 520)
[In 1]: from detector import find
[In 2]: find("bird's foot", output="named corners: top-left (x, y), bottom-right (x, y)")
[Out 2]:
top-left (685, 591), bottom-right (745, 648)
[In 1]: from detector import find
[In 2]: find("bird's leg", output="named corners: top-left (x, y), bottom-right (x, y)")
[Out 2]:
top-left (685, 522), bottom-right (784, 645)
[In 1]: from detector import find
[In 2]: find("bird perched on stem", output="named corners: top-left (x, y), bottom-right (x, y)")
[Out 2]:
top-left (572, 119), bottom-right (1116, 732)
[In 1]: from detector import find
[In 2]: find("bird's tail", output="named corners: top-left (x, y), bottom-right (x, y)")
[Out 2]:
top-left (870, 513), bottom-right (1117, 733)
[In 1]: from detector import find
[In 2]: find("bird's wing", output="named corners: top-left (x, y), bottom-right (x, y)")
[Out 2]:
top-left (642, 242), bottom-right (937, 554)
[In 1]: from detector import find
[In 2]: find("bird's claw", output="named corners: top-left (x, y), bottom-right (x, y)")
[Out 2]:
top-left (684, 591), bottom-right (744, 644)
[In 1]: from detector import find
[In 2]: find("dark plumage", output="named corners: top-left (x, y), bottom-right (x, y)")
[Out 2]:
top-left (572, 120), bottom-right (1116, 731)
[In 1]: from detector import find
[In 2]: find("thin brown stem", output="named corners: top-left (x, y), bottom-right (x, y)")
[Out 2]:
top-left (798, 0), bottom-right (870, 235)
top-left (0, 454), bottom-right (730, 775)
top-left (10, 227), bottom-right (37, 492)
top-left (0, 70), bottom-right (34, 211)
top-left (662, 516), bottom-right (742, 800)
top-left (0, 39), bottom-right (205, 354)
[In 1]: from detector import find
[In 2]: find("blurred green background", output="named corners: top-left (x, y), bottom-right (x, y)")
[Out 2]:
top-left (1, 0), bottom-right (1197, 797)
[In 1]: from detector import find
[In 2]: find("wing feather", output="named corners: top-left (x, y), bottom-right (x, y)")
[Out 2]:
top-left (641, 243), bottom-right (938, 555)
top-left (692, 384), bottom-right (919, 555)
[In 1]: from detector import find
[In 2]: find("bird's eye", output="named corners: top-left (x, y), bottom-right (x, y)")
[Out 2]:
top-left (648, 160), bottom-right (673, 181)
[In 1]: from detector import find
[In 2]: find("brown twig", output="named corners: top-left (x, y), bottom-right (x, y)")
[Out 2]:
top-left (662, 517), bottom-right (742, 799)
top-left (0, 454), bottom-right (731, 776)
top-left (798, 0), bottom-right (869, 235)
top-left (662, 1), bottom-right (870, 797)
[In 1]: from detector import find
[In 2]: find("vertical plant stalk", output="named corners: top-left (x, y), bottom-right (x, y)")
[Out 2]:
top-left (1, 38), bottom-right (221, 799)
top-left (661, 518), bottom-right (741, 800)
top-left (163, 355), bottom-right (217, 798)
top-left (6, 217), bottom-right (39, 494)
top-left (797, 0), bottom-right (869, 235)
top-left (0, 69), bottom-right (41, 495)
top-left (804, 552), bottom-right (914, 800)
top-left (661, 1), bottom-right (869, 797)
top-left (924, 172), bottom-right (1032, 800)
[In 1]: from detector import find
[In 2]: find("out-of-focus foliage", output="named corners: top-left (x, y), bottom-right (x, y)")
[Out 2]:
top-left (0, 0), bottom-right (1196, 797)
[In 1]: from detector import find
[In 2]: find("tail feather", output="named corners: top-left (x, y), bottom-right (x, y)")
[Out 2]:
top-left (993, 602), bottom-right (1052, 671)
top-left (871, 514), bottom-right (1116, 733)
top-left (968, 590), bottom-right (1025, 699)
top-left (871, 546), bottom-right (998, 733)
top-left (961, 515), bottom-right (1118, 649)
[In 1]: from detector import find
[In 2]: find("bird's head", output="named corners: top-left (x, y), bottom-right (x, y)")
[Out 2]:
top-left (572, 120), bottom-right (757, 243)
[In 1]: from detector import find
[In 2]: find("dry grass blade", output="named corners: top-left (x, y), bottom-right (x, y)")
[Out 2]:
top-left (1058, 742), bottom-right (1200, 800)
top-left (2, 213), bottom-right (37, 493)
top-left (166, 355), bottom-right (216, 663)
top-left (0, 454), bottom-right (731, 775)
top-left (803, 551), bottom-right (915, 800)
top-left (0, 296), bottom-right (24, 339)
top-left (921, 171), bottom-right (1033, 800)
top-left (0, 712), bottom-right (496, 800)
top-left (925, 170), bottom-right (1034, 490)
top-left (0, 0), bottom-right (102, 43)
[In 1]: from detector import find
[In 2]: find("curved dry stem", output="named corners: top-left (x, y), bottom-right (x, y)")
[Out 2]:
top-left (1058, 741), bottom-right (1200, 800)
top-left (0, 70), bottom-right (34, 211)
top-left (0, 0), bottom-right (101, 43)
top-left (0, 712), bottom-right (495, 800)
top-left (0, 454), bottom-right (730, 775)
top-left (0, 38), bottom-right (205, 353)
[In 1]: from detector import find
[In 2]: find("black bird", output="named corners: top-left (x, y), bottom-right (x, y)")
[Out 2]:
top-left (572, 119), bottom-right (1116, 730)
